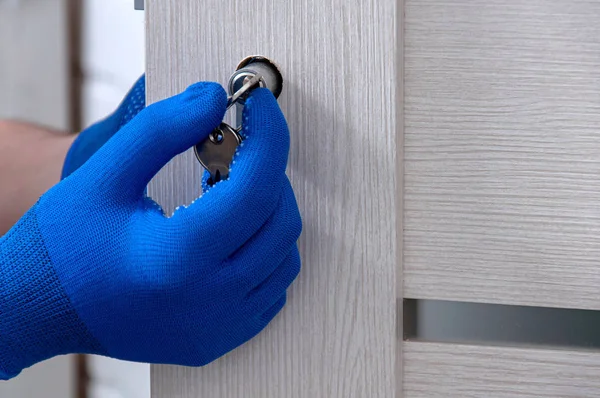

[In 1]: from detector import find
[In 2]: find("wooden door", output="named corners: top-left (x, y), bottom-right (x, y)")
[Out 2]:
top-left (145, 0), bottom-right (401, 397)
top-left (147, 0), bottom-right (600, 396)
top-left (403, 0), bottom-right (600, 396)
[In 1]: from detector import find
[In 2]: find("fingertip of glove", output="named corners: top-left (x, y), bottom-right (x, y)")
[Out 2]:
top-left (243, 88), bottom-right (286, 132)
top-left (169, 82), bottom-right (228, 133)
top-left (233, 87), bottom-right (289, 176)
top-left (247, 87), bottom-right (276, 101)
top-left (243, 88), bottom-right (279, 116)
top-left (183, 82), bottom-right (228, 110)
top-left (136, 82), bottom-right (227, 146)
top-left (148, 82), bottom-right (227, 114)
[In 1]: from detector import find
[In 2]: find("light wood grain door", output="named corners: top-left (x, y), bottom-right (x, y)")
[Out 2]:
top-left (145, 0), bottom-right (401, 397)
top-left (147, 0), bottom-right (600, 397)
top-left (403, 0), bottom-right (600, 397)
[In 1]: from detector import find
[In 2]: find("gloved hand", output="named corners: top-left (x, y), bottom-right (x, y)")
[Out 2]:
top-left (0, 82), bottom-right (302, 379)
top-left (62, 75), bottom-right (147, 179)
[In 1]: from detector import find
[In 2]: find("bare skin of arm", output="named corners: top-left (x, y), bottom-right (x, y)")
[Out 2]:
top-left (0, 120), bottom-right (75, 235)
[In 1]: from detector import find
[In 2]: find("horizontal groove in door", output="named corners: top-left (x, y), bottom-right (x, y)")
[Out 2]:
top-left (404, 341), bottom-right (600, 398)
top-left (405, 299), bottom-right (600, 351)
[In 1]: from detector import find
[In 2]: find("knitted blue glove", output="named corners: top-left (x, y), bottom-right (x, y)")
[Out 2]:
top-left (0, 83), bottom-right (302, 379)
top-left (62, 75), bottom-right (147, 179)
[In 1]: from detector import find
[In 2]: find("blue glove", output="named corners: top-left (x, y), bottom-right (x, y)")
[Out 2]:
top-left (62, 75), bottom-right (147, 179)
top-left (0, 82), bottom-right (302, 379)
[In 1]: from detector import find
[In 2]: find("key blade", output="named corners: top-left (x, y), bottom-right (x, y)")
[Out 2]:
top-left (194, 123), bottom-right (241, 186)
top-left (226, 74), bottom-right (265, 109)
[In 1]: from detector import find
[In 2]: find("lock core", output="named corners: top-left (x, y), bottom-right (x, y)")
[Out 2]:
top-left (194, 56), bottom-right (284, 186)
top-left (228, 56), bottom-right (283, 102)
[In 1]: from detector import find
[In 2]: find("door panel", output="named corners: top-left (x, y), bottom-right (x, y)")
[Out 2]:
top-left (404, 341), bottom-right (600, 398)
top-left (404, 0), bottom-right (600, 310)
top-left (145, 0), bottom-right (401, 397)
top-left (404, 1), bottom-right (600, 396)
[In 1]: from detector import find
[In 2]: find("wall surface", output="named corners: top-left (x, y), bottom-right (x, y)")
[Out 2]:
top-left (0, 358), bottom-right (74, 398)
top-left (0, 1), bottom-right (149, 397)
top-left (80, 1), bottom-right (150, 398)
top-left (0, 0), bottom-right (69, 129)
top-left (0, 0), bottom-right (73, 396)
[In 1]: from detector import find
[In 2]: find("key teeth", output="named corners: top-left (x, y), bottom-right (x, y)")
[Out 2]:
top-left (207, 169), bottom-right (223, 187)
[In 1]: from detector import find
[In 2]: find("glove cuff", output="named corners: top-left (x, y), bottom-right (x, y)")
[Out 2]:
top-left (0, 207), bottom-right (106, 379)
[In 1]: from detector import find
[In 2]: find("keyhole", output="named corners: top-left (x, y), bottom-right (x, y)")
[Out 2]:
top-left (209, 129), bottom-right (224, 144)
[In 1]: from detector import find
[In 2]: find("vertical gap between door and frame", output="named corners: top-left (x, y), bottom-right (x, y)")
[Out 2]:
top-left (396, 0), bottom-right (405, 397)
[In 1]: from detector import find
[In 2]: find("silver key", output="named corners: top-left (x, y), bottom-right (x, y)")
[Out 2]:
top-left (194, 123), bottom-right (241, 185)
top-left (194, 74), bottom-right (263, 185)
top-left (195, 57), bottom-right (283, 186)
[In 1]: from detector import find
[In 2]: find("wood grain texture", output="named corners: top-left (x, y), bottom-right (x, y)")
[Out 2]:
top-left (145, 0), bottom-right (400, 397)
top-left (404, 0), bottom-right (600, 309)
top-left (404, 341), bottom-right (600, 397)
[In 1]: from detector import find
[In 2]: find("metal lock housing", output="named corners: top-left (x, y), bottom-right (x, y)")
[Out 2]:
top-left (194, 56), bottom-right (283, 185)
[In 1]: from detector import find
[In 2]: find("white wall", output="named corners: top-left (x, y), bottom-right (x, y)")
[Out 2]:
top-left (0, 0), bottom-right (69, 129)
top-left (81, 1), bottom-right (150, 398)
top-left (81, 0), bottom-right (145, 125)
top-left (0, 1), bottom-right (74, 397)
top-left (0, 1), bottom-right (149, 397)
top-left (0, 358), bottom-right (74, 398)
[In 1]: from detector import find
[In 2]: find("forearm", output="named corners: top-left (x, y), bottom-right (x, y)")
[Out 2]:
top-left (0, 120), bottom-right (75, 235)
